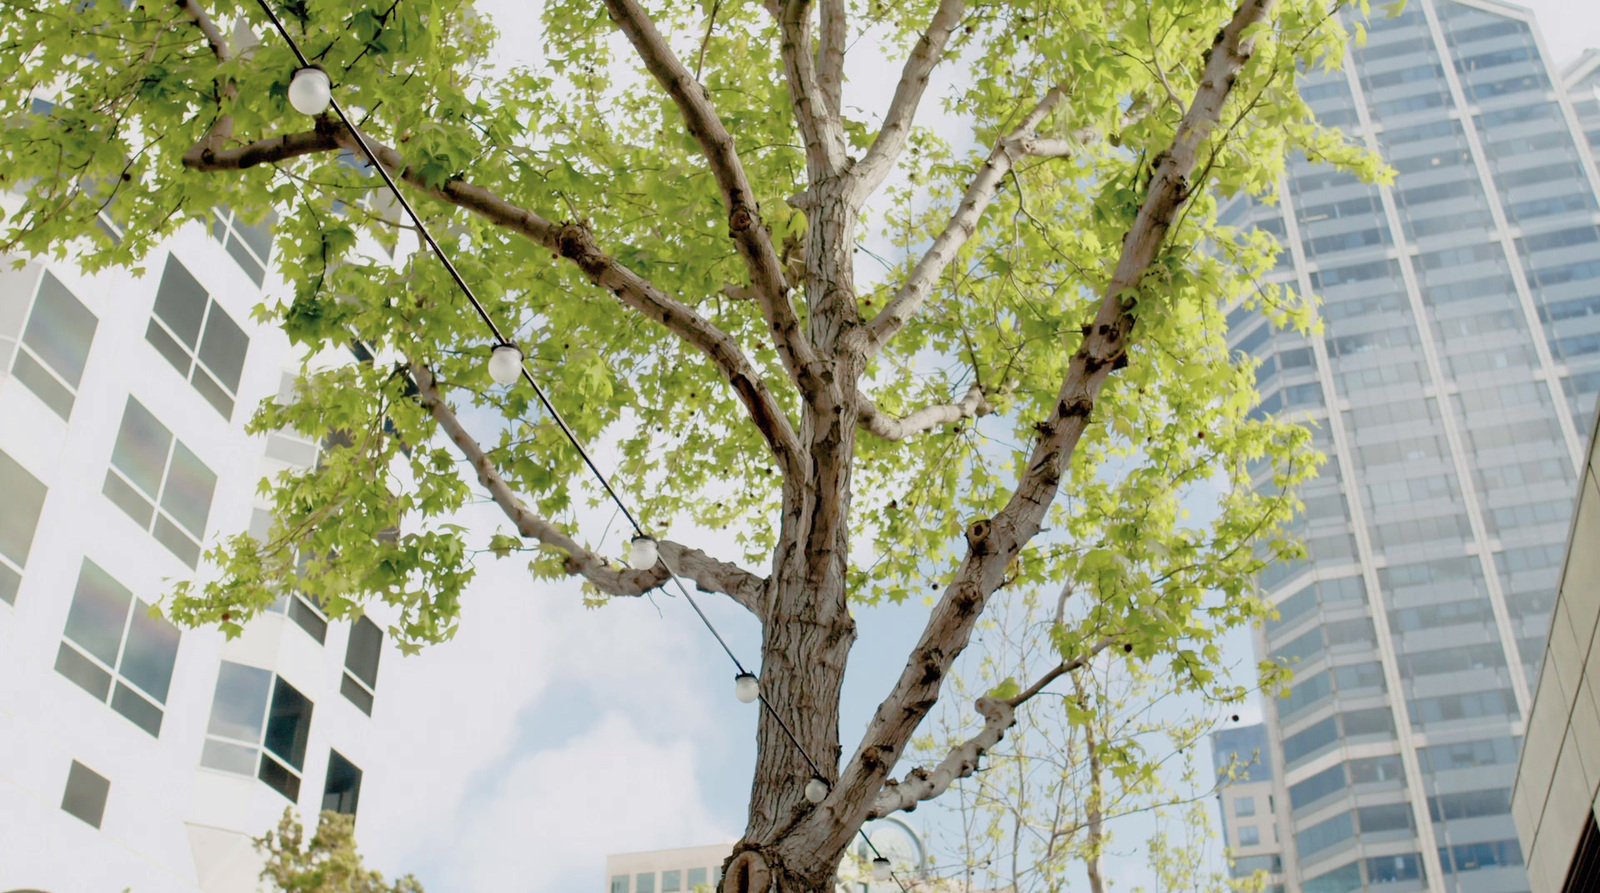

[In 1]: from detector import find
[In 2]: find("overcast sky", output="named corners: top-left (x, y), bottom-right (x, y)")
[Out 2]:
top-left (357, 2), bottom-right (1600, 891)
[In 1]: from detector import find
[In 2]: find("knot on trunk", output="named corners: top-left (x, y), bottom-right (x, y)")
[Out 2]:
top-left (729, 205), bottom-right (756, 232)
top-left (965, 519), bottom-right (993, 555)
top-left (556, 221), bottom-right (595, 261)
top-left (722, 850), bottom-right (771, 893)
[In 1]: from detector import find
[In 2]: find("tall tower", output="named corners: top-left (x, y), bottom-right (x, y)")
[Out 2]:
top-left (1222, 2), bottom-right (1600, 892)
top-left (0, 195), bottom-right (399, 887)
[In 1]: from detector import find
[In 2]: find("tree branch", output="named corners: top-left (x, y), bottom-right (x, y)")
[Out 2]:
top-left (849, 0), bottom-right (966, 200)
top-left (865, 637), bottom-right (1112, 819)
top-left (602, 0), bottom-right (822, 402)
top-left (822, 0), bottom-right (1281, 847)
top-left (182, 121), bottom-right (806, 480)
top-left (865, 86), bottom-right (1068, 353)
top-left (175, 0), bottom-right (237, 164)
top-left (770, 0), bottom-right (848, 177)
top-left (857, 382), bottom-right (990, 441)
top-left (413, 363), bottom-right (766, 614)
top-left (817, 0), bottom-right (846, 119)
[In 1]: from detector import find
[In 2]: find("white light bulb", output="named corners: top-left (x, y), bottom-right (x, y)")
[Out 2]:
top-left (735, 673), bottom-right (759, 703)
top-left (872, 858), bottom-right (891, 882)
top-left (488, 344), bottom-right (523, 385)
top-left (804, 776), bottom-right (829, 803)
top-left (628, 534), bottom-right (658, 570)
top-left (288, 67), bottom-right (332, 116)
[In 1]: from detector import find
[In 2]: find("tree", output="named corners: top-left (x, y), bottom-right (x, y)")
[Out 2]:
top-left (258, 809), bottom-right (425, 893)
top-left (0, 0), bottom-right (1381, 890)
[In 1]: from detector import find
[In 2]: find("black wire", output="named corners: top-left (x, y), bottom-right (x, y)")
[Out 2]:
top-left (253, 0), bottom-right (834, 796)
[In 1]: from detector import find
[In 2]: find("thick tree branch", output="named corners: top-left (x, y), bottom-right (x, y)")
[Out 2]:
top-left (175, 0), bottom-right (237, 164)
top-left (183, 121), bottom-right (806, 480)
top-left (813, 0), bottom-right (1280, 852)
top-left (770, 0), bottom-right (848, 177)
top-left (865, 637), bottom-right (1112, 819)
top-left (602, 0), bottom-right (822, 402)
top-left (857, 382), bottom-right (990, 441)
top-left (865, 86), bottom-right (1068, 353)
top-left (413, 364), bottom-right (766, 614)
top-left (817, 0), bottom-right (846, 119)
top-left (849, 0), bottom-right (966, 200)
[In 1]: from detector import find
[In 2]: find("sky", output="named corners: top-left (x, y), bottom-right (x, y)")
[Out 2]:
top-left (355, 2), bottom-right (1600, 891)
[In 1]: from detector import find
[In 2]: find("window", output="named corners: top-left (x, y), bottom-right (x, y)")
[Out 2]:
top-left (1, 266), bottom-right (97, 419)
top-left (103, 397), bottom-right (217, 568)
top-left (687, 868), bottom-right (708, 892)
top-left (662, 870), bottom-right (682, 893)
top-left (1296, 811), bottom-right (1355, 857)
top-left (1357, 803), bottom-right (1414, 834)
top-left (54, 560), bottom-right (181, 737)
top-left (1442, 839), bottom-right (1523, 873)
top-left (322, 750), bottom-right (362, 816)
top-left (0, 449), bottom-right (46, 605)
top-left (1239, 825), bottom-right (1261, 846)
top-left (1428, 788), bottom-right (1512, 822)
top-left (1366, 853), bottom-right (1421, 883)
top-left (1291, 764), bottom-right (1346, 810)
top-left (146, 256), bottom-right (249, 418)
top-left (248, 510), bottom-right (332, 643)
top-left (1236, 795), bottom-right (1256, 817)
top-left (201, 662), bottom-right (315, 802)
top-left (61, 760), bottom-right (110, 829)
top-left (341, 616), bottom-right (383, 716)
top-left (211, 207), bottom-right (274, 287)
top-left (612, 877), bottom-right (630, 893)
top-left (1303, 861), bottom-right (1361, 893)
top-left (636, 874), bottom-right (656, 893)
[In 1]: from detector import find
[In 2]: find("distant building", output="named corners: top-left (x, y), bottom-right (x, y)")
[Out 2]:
top-left (1212, 724), bottom-right (1287, 893)
top-left (1222, 1), bottom-right (1600, 891)
top-left (1510, 388), bottom-right (1600, 892)
top-left (0, 188), bottom-right (401, 886)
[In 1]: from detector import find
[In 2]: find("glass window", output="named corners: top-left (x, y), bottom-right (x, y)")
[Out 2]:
top-left (1291, 765), bottom-right (1347, 810)
top-left (612, 877), bottom-right (631, 893)
top-left (661, 870), bottom-right (682, 893)
top-left (341, 616), bottom-right (383, 716)
top-left (1356, 803), bottom-right (1413, 834)
top-left (264, 676), bottom-right (313, 772)
top-left (146, 255), bottom-right (250, 418)
top-left (211, 206), bottom-right (275, 287)
top-left (8, 269), bottom-right (97, 419)
top-left (0, 449), bottom-right (47, 604)
top-left (1238, 825), bottom-right (1261, 846)
top-left (1235, 795), bottom-right (1256, 817)
top-left (322, 750), bottom-right (362, 816)
top-left (61, 759), bottom-right (110, 829)
top-left (1427, 788), bottom-right (1512, 822)
top-left (1296, 811), bottom-right (1354, 857)
top-left (637, 874), bottom-right (656, 893)
top-left (55, 560), bottom-right (181, 737)
top-left (1366, 853), bottom-right (1421, 884)
top-left (201, 661), bottom-right (315, 802)
top-left (104, 397), bottom-right (216, 568)
top-left (686, 868), bottom-right (707, 892)
top-left (1303, 861), bottom-right (1360, 893)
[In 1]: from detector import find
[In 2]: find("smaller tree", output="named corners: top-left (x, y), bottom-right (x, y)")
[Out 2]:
top-left (257, 809), bottom-right (424, 893)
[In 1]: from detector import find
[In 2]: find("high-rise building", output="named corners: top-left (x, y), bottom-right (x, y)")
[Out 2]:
top-left (0, 201), bottom-right (399, 889)
top-left (1217, 2), bottom-right (1600, 892)
top-left (1212, 723), bottom-right (1287, 893)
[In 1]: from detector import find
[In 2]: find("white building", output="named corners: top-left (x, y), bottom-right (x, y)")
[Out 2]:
top-left (0, 211), bottom-right (399, 890)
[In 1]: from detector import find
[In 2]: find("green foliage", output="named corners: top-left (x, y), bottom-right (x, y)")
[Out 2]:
top-left (0, 0), bottom-right (1380, 678)
top-left (257, 809), bottom-right (423, 893)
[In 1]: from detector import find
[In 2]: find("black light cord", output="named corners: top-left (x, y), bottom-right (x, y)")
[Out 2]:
top-left (250, 0), bottom-right (840, 795)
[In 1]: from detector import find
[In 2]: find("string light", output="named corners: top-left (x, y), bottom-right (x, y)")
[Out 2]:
top-left (287, 67), bottom-right (331, 115)
top-left (254, 12), bottom-right (909, 893)
top-left (488, 343), bottom-right (523, 385)
top-left (628, 534), bottom-right (659, 570)
top-left (735, 672), bottom-right (760, 703)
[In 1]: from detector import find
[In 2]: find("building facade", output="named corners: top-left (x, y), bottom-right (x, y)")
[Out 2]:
top-left (1219, 2), bottom-right (1600, 892)
top-left (1213, 723), bottom-right (1288, 893)
top-left (0, 205), bottom-right (398, 890)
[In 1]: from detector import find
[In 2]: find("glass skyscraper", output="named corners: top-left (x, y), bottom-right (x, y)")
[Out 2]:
top-left (1219, 2), bottom-right (1600, 892)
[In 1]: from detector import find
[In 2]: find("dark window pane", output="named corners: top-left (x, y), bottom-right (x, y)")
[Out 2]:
top-left (0, 563), bottom-right (19, 605)
top-left (110, 398), bottom-right (171, 496)
top-left (160, 441), bottom-right (215, 537)
top-left (145, 318), bottom-right (191, 376)
top-left (206, 661), bottom-right (272, 742)
top-left (264, 677), bottom-right (313, 771)
top-left (322, 750), bottom-right (362, 815)
top-left (104, 471), bottom-right (154, 529)
top-left (258, 753), bottom-right (301, 802)
top-left (224, 236), bottom-right (266, 286)
top-left (662, 870), bottom-right (681, 892)
top-left (152, 256), bottom-right (207, 347)
top-left (119, 601), bottom-right (179, 703)
top-left (288, 595), bottom-right (328, 644)
top-left (687, 868), bottom-right (707, 891)
top-left (200, 739), bottom-right (258, 775)
top-left (197, 303), bottom-right (247, 391)
top-left (235, 214), bottom-right (274, 261)
top-left (191, 366), bottom-right (234, 418)
top-left (111, 681), bottom-right (164, 737)
top-left (340, 672), bottom-right (374, 716)
top-left (0, 449), bottom-right (46, 569)
top-left (61, 760), bottom-right (110, 828)
top-left (62, 560), bottom-right (132, 665)
top-left (55, 642), bottom-right (112, 700)
top-left (11, 348), bottom-right (75, 418)
top-left (344, 616), bottom-right (382, 688)
top-left (22, 271), bottom-right (96, 386)
top-left (152, 515), bottom-right (201, 568)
